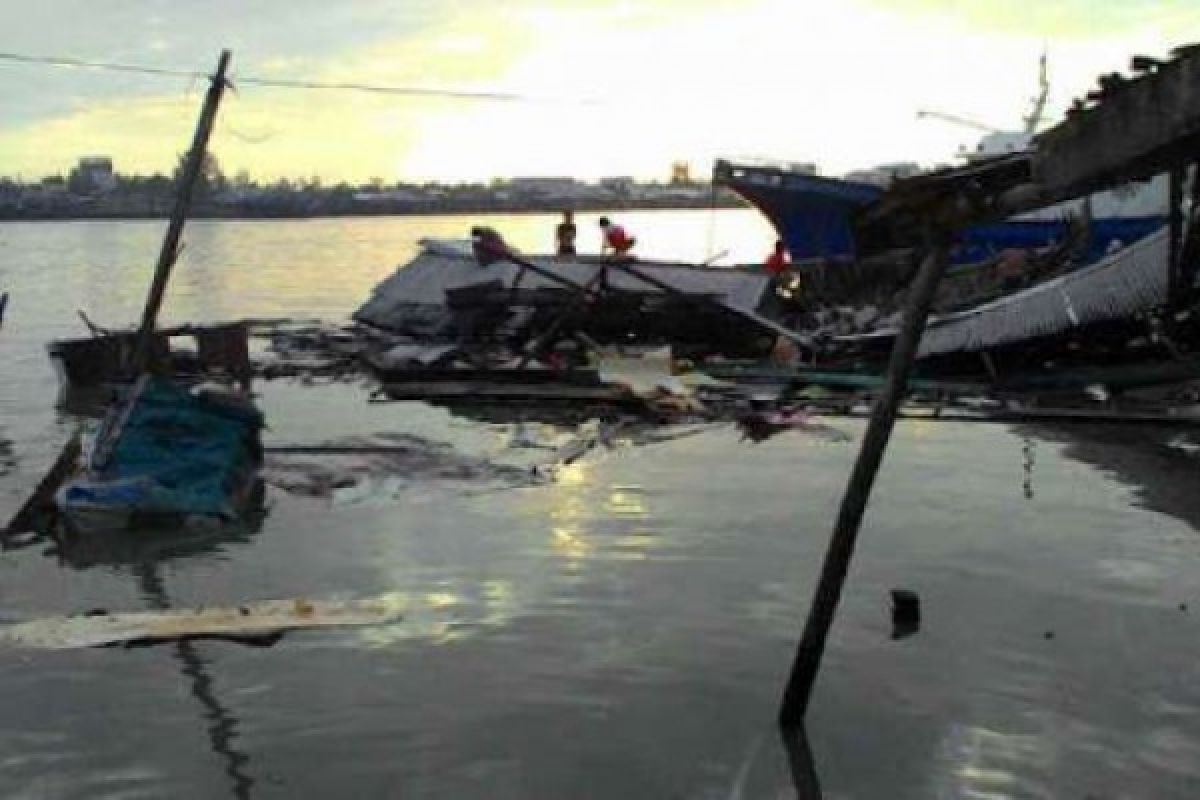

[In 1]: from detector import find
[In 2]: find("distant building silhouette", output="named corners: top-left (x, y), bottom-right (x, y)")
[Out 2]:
top-left (69, 156), bottom-right (117, 195)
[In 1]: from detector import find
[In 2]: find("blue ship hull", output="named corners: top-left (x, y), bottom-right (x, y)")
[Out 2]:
top-left (715, 160), bottom-right (1164, 265)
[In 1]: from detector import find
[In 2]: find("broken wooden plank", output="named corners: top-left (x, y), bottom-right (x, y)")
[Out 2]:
top-left (0, 595), bottom-right (404, 650)
top-left (818, 404), bottom-right (1200, 427)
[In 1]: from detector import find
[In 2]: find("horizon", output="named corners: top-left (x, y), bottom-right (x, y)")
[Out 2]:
top-left (1, 1), bottom-right (1199, 184)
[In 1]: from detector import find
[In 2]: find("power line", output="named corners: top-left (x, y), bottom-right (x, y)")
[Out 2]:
top-left (0, 50), bottom-right (562, 103)
top-left (0, 51), bottom-right (205, 80)
top-left (233, 76), bottom-right (531, 102)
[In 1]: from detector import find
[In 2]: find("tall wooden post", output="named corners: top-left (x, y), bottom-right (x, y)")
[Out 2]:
top-left (778, 234), bottom-right (948, 726)
top-left (134, 49), bottom-right (232, 372)
top-left (1167, 166), bottom-right (1185, 310)
top-left (1177, 163), bottom-right (1200, 305)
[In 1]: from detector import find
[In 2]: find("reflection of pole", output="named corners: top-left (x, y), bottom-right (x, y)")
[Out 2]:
top-left (779, 237), bottom-right (949, 726)
top-left (134, 50), bottom-right (232, 373)
top-left (134, 562), bottom-right (255, 800)
top-left (780, 726), bottom-right (823, 799)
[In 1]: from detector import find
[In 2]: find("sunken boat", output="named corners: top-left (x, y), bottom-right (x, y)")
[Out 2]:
top-left (48, 320), bottom-right (252, 410)
top-left (353, 238), bottom-right (810, 405)
top-left (54, 377), bottom-right (264, 534)
top-left (354, 239), bottom-right (780, 348)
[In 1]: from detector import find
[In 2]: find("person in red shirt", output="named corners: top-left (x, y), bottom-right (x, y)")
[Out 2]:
top-left (599, 217), bottom-right (636, 257)
top-left (764, 239), bottom-right (790, 275)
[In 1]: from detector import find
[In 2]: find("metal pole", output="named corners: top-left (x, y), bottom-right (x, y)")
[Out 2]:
top-left (134, 49), bottom-right (232, 372)
top-left (778, 236), bottom-right (949, 726)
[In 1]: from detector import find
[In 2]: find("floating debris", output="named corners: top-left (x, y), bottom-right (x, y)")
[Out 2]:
top-left (263, 432), bottom-right (541, 500)
top-left (0, 595), bottom-right (404, 650)
top-left (890, 589), bottom-right (921, 640)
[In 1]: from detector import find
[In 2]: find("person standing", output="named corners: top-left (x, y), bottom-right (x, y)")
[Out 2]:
top-left (598, 217), bottom-right (636, 257)
top-left (764, 239), bottom-right (790, 275)
top-left (555, 210), bottom-right (577, 257)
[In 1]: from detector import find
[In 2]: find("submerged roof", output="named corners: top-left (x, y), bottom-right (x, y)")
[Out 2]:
top-left (354, 239), bottom-right (772, 334)
top-left (917, 225), bottom-right (1168, 357)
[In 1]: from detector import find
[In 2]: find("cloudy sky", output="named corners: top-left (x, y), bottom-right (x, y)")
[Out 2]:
top-left (1, 0), bottom-right (1198, 183)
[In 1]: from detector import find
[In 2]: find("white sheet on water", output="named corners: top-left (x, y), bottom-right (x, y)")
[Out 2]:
top-left (354, 238), bottom-right (772, 332)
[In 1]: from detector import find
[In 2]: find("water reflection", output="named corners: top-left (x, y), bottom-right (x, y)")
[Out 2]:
top-left (728, 726), bottom-right (823, 799)
top-left (781, 726), bottom-right (823, 800)
top-left (135, 562), bottom-right (256, 799)
top-left (1022, 436), bottom-right (1037, 500)
top-left (7, 504), bottom-right (268, 797)
top-left (1017, 423), bottom-right (1200, 529)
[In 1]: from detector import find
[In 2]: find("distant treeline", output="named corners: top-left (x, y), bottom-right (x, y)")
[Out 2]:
top-left (0, 155), bottom-right (746, 220)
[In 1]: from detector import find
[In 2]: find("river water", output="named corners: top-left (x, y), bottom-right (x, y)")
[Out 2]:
top-left (2, 210), bottom-right (1200, 798)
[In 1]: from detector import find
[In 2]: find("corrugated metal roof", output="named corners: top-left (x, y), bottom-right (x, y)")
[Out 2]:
top-left (916, 225), bottom-right (1168, 357)
top-left (354, 239), bottom-right (772, 334)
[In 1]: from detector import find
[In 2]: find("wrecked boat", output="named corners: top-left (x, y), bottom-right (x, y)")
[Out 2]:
top-left (714, 55), bottom-right (1166, 274)
top-left (55, 377), bottom-right (264, 534)
top-left (354, 239), bottom-right (778, 349)
top-left (352, 238), bottom-right (808, 408)
top-left (48, 320), bottom-right (252, 403)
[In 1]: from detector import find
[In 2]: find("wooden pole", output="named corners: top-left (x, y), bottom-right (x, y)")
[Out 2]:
top-left (778, 235), bottom-right (949, 727)
top-left (134, 49), bottom-right (232, 372)
top-left (1177, 162), bottom-right (1200, 303)
top-left (1168, 166), bottom-right (1185, 310)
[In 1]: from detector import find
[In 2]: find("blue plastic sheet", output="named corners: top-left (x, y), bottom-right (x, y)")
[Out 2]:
top-left (62, 379), bottom-right (262, 519)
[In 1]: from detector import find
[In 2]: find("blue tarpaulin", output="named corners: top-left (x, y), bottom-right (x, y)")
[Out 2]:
top-left (60, 379), bottom-right (262, 520)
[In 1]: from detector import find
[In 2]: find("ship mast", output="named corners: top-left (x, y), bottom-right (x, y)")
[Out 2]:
top-left (1023, 52), bottom-right (1050, 134)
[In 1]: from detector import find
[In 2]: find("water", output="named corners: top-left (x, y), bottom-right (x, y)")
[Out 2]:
top-left (3, 211), bottom-right (1200, 798)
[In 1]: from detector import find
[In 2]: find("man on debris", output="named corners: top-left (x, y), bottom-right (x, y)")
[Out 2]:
top-left (598, 217), bottom-right (636, 257)
top-left (555, 210), bottom-right (577, 257)
top-left (471, 226), bottom-right (510, 266)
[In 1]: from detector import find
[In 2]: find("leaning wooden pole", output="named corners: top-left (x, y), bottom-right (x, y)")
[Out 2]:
top-left (134, 49), bottom-right (232, 372)
top-left (778, 232), bottom-right (949, 726)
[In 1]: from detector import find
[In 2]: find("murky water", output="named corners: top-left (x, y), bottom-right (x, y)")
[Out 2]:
top-left (3, 211), bottom-right (1200, 798)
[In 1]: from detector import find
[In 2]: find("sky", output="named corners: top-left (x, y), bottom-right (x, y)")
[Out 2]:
top-left (1, 0), bottom-right (1199, 184)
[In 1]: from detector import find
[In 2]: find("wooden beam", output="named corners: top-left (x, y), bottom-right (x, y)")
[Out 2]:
top-left (134, 50), bottom-right (232, 372)
top-left (779, 236), bottom-right (949, 726)
top-left (1169, 166), bottom-right (1186, 308)
top-left (4, 430), bottom-right (82, 536)
top-left (860, 49), bottom-right (1200, 242)
top-left (1178, 163), bottom-right (1200, 298)
top-left (1033, 50), bottom-right (1200, 197)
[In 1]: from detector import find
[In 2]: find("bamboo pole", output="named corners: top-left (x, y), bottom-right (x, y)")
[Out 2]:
top-left (778, 236), bottom-right (949, 726)
top-left (134, 49), bottom-right (232, 372)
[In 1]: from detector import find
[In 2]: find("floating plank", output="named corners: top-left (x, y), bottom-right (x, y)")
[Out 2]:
top-left (820, 404), bottom-right (1200, 427)
top-left (370, 365), bottom-right (603, 386)
top-left (0, 595), bottom-right (404, 650)
top-left (698, 363), bottom-right (989, 394)
top-left (377, 381), bottom-right (630, 402)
